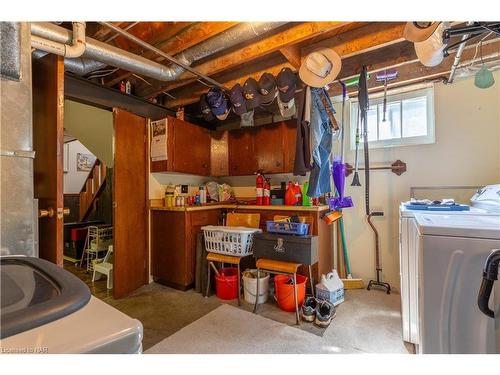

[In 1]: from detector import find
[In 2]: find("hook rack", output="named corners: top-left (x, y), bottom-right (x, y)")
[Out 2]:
top-left (344, 160), bottom-right (407, 177)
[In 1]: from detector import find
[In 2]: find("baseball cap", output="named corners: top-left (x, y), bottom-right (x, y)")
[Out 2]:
top-left (206, 86), bottom-right (230, 120)
top-left (240, 109), bottom-right (255, 127)
top-left (229, 83), bottom-right (248, 115)
top-left (243, 77), bottom-right (262, 110)
top-left (277, 95), bottom-right (296, 118)
top-left (277, 67), bottom-right (297, 103)
top-left (200, 93), bottom-right (215, 122)
top-left (258, 73), bottom-right (277, 105)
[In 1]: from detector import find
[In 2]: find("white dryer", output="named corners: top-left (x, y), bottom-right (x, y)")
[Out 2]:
top-left (414, 213), bottom-right (500, 353)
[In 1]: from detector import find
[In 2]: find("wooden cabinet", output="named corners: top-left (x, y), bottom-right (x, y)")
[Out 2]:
top-left (210, 131), bottom-right (229, 177)
top-left (151, 118), bottom-right (297, 177)
top-left (150, 116), bottom-right (211, 176)
top-left (151, 209), bottom-right (221, 290)
top-left (282, 120), bottom-right (297, 173)
top-left (254, 123), bottom-right (285, 174)
top-left (227, 121), bottom-right (296, 176)
top-left (228, 128), bottom-right (256, 176)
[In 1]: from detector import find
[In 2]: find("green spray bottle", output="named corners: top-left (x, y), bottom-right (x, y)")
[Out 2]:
top-left (302, 182), bottom-right (312, 206)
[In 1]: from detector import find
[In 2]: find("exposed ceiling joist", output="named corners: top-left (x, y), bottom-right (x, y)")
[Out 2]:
top-left (163, 24), bottom-right (410, 109)
top-left (327, 39), bottom-right (500, 97)
top-left (105, 22), bottom-right (238, 87)
top-left (279, 44), bottom-right (302, 69)
top-left (141, 21), bottom-right (353, 98)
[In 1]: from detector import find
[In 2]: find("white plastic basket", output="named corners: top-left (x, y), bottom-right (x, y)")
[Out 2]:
top-left (202, 225), bottom-right (262, 256)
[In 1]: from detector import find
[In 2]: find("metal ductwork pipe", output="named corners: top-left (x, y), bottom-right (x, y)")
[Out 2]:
top-left (447, 21), bottom-right (475, 84)
top-left (30, 21), bottom-right (286, 81)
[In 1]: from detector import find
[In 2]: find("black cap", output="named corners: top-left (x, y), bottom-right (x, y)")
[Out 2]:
top-left (277, 67), bottom-right (297, 103)
top-left (229, 83), bottom-right (248, 116)
top-left (258, 73), bottom-right (277, 105)
top-left (243, 78), bottom-right (261, 110)
top-left (200, 93), bottom-right (215, 122)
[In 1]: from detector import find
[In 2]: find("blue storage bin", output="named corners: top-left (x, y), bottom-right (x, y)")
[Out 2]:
top-left (266, 221), bottom-right (309, 236)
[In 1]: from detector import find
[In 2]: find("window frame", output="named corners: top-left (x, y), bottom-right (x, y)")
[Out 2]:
top-left (349, 84), bottom-right (435, 150)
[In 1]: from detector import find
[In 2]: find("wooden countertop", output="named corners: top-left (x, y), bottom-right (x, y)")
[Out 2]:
top-left (150, 203), bottom-right (330, 212)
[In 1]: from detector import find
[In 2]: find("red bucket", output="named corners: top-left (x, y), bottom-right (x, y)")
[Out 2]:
top-left (274, 274), bottom-right (307, 312)
top-left (215, 267), bottom-right (239, 300)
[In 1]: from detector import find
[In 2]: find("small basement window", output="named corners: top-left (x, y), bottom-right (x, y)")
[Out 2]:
top-left (349, 84), bottom-right (435, 149)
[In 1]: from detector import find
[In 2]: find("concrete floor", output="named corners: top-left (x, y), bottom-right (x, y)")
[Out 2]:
top-left (65, 261), bottom-right (414, 353)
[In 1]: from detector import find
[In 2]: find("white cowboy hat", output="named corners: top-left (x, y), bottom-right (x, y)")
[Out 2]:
top-left (415, 22), bottom-right (449, 67)
top-left (299, 48), bottom-right (341, 88)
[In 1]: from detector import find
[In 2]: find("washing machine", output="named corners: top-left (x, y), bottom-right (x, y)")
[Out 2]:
top-left (398, 184), bottom-right (500, 346)
top-left (414, 213), bottom-right (500, 353)
top-left (0, 256), bottom-right (143, 354)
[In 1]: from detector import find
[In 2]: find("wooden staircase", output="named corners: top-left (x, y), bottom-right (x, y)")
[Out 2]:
top-left (79, 159), bottom-right (107, 221)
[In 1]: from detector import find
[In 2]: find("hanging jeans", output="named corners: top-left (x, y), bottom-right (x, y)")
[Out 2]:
top-left (307, 87), bottom-right (335, 198)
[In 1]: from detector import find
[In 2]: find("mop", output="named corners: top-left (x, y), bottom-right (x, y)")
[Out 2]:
top-left (361, 66), bottom-right (392, 294)
top-left (329, 82), bottom-right (364, 289)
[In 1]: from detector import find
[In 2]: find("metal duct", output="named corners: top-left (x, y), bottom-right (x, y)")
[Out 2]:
top-left (0, 22), bottom-right (21, 80)
top-left (32, 49), bottom-right (107, 75)
top-left (31, 21), bottom-right (286, 82)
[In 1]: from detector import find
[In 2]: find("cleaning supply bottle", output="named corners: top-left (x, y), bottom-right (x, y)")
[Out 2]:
top-left (293, 181), bottom-right (302, 206)
top-left (302, 182), bottom-right (312, 206)
top-left (285, 181), bottom-right (297, 206)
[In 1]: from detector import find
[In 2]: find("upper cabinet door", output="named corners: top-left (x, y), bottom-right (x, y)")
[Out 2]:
top-left (254, 123), bottom-right (285, 174)
top-left (282, 120), bottom-right (297, 173)
top-left (172, 118), bottom-right (211, 176)
top-left (228, 128), bottom-right (256, 176)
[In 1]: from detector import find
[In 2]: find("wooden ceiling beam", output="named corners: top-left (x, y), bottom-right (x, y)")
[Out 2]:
top-left (141, 22), bottom-right (352, 98)
top-left (327, 39), bottom-right (500, 97)
top-left (279, 44), bottom-right (302, 69)
top-left (104, 22), bottom-right (238, 87)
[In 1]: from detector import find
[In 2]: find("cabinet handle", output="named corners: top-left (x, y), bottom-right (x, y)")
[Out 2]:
top-left (202, 163), bottom-right (208, 168)
top-left (276, 161), bottom-right (281, 167)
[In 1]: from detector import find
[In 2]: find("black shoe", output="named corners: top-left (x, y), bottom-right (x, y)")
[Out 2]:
top-left (314, 300), bottom-right (336, 328)
top-left (301, 296), bottom-right (318, 322)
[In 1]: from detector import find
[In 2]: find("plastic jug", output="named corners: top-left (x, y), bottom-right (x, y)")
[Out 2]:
top-left (315, 270), bottom-right (344, 306)
top-left (285, 181), bottom-right (298, 206)
top-left (302, 182), bottom-right (312, 206)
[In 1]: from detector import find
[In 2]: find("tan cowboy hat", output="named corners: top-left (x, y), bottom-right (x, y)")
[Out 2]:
top-left (299, 48), bottom-right (341, 88)
top-left (414, 22), bottom-right (449, 67)
top-left (404, 22), bottom-right (441, 43)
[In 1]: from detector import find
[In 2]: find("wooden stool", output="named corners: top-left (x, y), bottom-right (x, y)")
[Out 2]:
top-left (206, 252), bottom-right (244, 306)
top-left (253, 258), bottom-right (315, 325)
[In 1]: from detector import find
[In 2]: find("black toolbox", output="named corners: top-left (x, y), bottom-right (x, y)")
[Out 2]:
top-left (253, 233), bottom-right (318, 265)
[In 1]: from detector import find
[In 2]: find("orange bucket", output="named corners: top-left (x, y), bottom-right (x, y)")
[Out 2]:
top-left (274, 274), bottom-right (308, 312)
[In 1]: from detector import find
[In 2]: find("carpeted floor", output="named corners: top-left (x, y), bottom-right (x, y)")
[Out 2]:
top-left (146, 289), bottom-right (413, 354)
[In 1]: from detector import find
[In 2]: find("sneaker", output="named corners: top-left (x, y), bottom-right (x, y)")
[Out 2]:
top-left (314, 300), bottom-right (336, 328)
top-left (301, 296), bottom-right (318, 322)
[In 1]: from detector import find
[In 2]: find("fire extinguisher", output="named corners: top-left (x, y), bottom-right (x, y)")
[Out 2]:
top-left (263, 178), bottom-right (271, 206)
top-left (256, 171), bottom-right (264, 205)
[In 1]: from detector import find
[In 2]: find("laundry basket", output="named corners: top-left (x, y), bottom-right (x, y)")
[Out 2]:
top-left (202, 226), bottom-right (262, 256)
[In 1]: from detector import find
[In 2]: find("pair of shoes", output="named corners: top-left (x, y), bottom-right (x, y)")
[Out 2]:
top-left (300, 297), bottom-right (336, 327)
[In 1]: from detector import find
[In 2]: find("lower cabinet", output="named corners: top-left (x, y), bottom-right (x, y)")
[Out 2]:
top-left (151, 209), bottom-right (221, 290)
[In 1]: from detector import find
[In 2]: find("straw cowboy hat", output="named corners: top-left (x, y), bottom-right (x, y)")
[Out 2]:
top-left (404, 22), bottom-right (441, 43)
top-left (299, 48), bottom-right (341, 88)
top-left (414, 22), bottom-right (449, 67)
